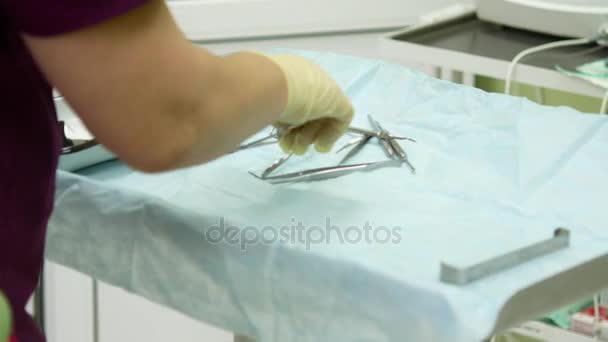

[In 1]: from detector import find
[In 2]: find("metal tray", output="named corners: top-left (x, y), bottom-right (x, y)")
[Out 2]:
top-left (389, 14), bottom-right (606, 71)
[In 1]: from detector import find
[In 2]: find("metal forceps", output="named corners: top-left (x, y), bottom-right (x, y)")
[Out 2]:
top-left (261, 153), bottom-right (292, 178)
top-left (250, 159), bottom-right (403, 184)
top-left (237, 128), bottom-right (279, 151)
top-left (247, 119), bottom-right (416, 184)
top-left (367, 115), bottom-right (416, 174)
top-left (338, 116), bottom-right (416, 173)
top-left (251, 153), bottom-right (401, 184)
top-left (336, 134), bottom-right (373, 164)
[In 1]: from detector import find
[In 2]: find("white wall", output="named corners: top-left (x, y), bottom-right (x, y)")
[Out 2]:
top-left (166, 0), bottom-right (458, 41)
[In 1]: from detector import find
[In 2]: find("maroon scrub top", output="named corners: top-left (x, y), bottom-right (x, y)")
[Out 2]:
top-left (0, 1), bottom-right (148, 341)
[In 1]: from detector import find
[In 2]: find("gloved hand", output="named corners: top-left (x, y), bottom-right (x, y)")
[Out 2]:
top-left (265, 54), bottom-right (354, 155)
top-left (0, 291), bottom-right (11, 342)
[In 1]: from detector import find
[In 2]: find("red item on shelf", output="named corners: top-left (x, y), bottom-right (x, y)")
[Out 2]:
top-left (571, 305), bottom-right (608, 340)
top-left (581, 306), bottom-right (608, 321)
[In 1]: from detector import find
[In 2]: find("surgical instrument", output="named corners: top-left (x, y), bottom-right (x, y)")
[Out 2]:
top-left (336, 135), bottom-right (373, 164)
top-left (388, 140), bottom-right (415, 174)
top-left (261, 153), bottom-right (292, 178)
top-left (348, 127), bottom-right (416, 142)
top-left (368, 115), bottom-right (416, 174)
top-left (440, 228), bottom-right (571, 285)
top-left (336, 137), bottom-right (364, 154)
top-left (368, 118), bottom-right (395, 159)
top-left (249, 159), bottom-right (403, 184)
top-left (238, 129), bottom-right (279, 150)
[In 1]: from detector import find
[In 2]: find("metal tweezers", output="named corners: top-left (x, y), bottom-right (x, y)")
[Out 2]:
top-left (237, 128), bottom-right (279, 151)
top-left (261, 153), bottom-right (292, 178)
top-left (250, 159), bottom-right (403, 184)
top-left (367, 115), bottom-right (416, 174)
top-left (338, 115), bottom-right (416, 173)
top-left (245, 117), bottom-right (416, 184)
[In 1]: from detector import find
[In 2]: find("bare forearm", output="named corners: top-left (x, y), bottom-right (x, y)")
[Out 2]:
top-left (172, 50), bottom-right (288, 168)
top-left (24, 0), bottom-right (348, 174)
top-left (23, 0), bottom-right (288, 173)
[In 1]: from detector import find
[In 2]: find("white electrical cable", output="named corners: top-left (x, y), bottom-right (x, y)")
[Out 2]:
top-left (505, 37), bottom-right (595, 96)
top-left (535, 87), bottom-right (545, 104)
top-left (594, 294), bottom-right (601, 341)
top-left (601, 91), bottom-right (608, 114)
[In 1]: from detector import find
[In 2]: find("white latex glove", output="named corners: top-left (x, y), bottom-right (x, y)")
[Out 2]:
top-left (266, 54), bottom-right (354, 155)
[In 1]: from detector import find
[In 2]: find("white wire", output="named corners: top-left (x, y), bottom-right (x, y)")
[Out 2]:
top-left (601, 91), bottom-right (608, 114)
top-left (505, 37), bottom-right (594, 96)
top-left (594, 294), bottom-right (601, 341)
top-left (535, 87), bottom-right (545, 105)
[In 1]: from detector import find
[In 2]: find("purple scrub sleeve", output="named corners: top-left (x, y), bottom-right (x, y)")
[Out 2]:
top-left (0, 0), bottom-right (150, 341)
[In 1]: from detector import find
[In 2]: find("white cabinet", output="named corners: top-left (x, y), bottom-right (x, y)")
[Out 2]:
top-left (97, 283), bottom-right (232, 342)
top-left (43, 262), bottom-right (232, 342)
top-left (43, 262), bottom-right (95, 342)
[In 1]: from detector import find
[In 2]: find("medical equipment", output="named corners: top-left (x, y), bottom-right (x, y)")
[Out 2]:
top-left (483, 1), bottom-right (608, 101)
top-left (337, 118), bottom-right (416, 170)
top-left (503, 36), bottom-right (608, 115)
top-left (347, 127), bottom-right (415, 142)
top-left (237, 129), bottom-right (280, 150)
top-left (504, 36), bottom-right (600, 96)
top-left (477, 0), bottom-right (608, 39)
top-left (367, 115), bottom-right (415, 173)
top-left (261, 153), bottom-right (292, 178)
top-left (440, 228), bottom-right (570, 285)
top-left (337, 135), bottom-right (372, 164)
top-left (249, 117), bottom-right (417, 183)
top-left (249, 159), bottom-right (403, 184)
top-left (337, 126), bottom-right (411, 164)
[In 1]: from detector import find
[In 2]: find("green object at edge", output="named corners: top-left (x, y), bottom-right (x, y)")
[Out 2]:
top-left (475, 76), bottom-right (604, 114)
top-left (540, 298), bottom-right (593, 329)
top-left (0, 291), bottom-right (11, 342)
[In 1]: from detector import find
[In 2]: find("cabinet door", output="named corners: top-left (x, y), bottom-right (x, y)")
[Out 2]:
top-left (43, 262), bottom-right (95, 342)
top-left (167, 0), bottom-right (461, 41)
top-left (97, 283), bottom-right (232, 342)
